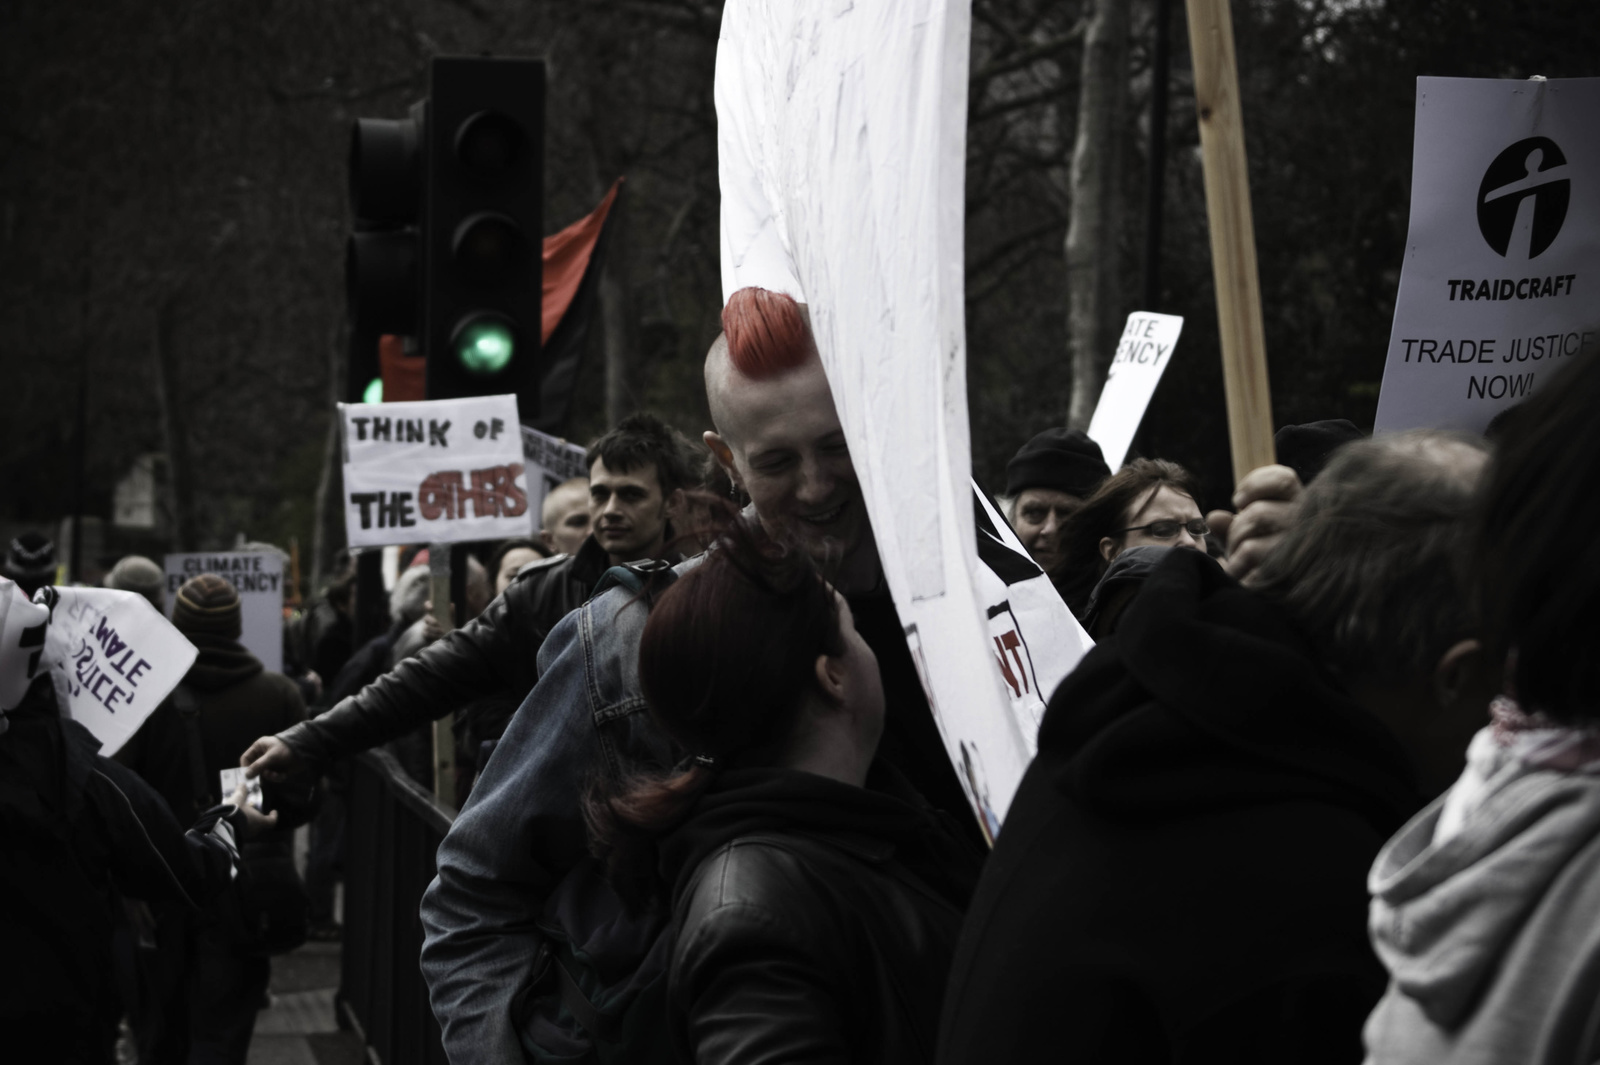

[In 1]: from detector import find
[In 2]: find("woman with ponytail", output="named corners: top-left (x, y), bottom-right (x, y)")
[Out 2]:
top-left (584, 519), bottom-right (983, 1064)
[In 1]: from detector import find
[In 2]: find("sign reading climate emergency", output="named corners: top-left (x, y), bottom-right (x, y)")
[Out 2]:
top-left (339, 395), bottom-right (530, 549)
top-left (162, 552), bottom-right (284, 673)
top-left (1374, 77), bottom-right (1600, 435)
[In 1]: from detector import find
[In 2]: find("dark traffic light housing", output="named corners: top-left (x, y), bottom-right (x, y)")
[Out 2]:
top-left (425, 57), bottom-right (544, 407)
top-left (345, 57), bottom-right (545, 411)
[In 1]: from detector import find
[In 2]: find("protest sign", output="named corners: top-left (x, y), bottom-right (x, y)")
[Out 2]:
top-left (339, 395), bottom-right (531, 549)
top-left (1374, 77), bottom-right (1600, 435)
top-left (163, 551), bottom-right (284, 673)
top-left (1087, 312), bottom-right (1185, 469)
top-left (520, 425), bottom-right (590, 528)
top-left (37, 586), bottom-right (197, 757)
top-left (719, 1), bottom-right (1042, 835)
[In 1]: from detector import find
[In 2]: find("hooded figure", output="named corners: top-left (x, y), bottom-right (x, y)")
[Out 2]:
top-left (117, 574), bottom-right (313, 1065)
top-left (938, 549), bottom-right (1420, 1064)
top-left (0, 578), bottom-right (246, 1065)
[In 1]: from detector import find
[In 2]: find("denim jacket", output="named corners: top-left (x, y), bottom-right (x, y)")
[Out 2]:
top-left (418, 562), bottom-right (692, 1064)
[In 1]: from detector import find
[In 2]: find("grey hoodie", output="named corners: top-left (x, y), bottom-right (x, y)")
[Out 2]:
top-left (1363, 756), bottom-right (1600, 1063)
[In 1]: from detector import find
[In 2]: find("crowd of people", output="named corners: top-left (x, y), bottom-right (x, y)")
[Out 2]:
top-left (6, 283), bottom-right (1600, 1065)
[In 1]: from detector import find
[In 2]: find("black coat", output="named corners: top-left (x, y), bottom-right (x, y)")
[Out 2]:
top-left (937, 550), bottom-right (1421, 1065)
top-left (661, 766), bottom-right (984, 1065)
top-left (0, 678), bottom-right (241, 1064)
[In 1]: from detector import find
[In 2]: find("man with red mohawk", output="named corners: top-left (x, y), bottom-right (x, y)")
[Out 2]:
top-left (416, 286), bottom-right (983, 1063)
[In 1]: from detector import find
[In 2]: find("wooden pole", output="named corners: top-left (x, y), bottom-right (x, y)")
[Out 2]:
top-left (427, 543), bottom-right (456, 808)
top-left (1184, 0), bottom-right (1276, 483)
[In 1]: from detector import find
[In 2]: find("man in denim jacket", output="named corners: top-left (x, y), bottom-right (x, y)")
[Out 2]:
top-left (419, 289), bottom-right (979, 1062)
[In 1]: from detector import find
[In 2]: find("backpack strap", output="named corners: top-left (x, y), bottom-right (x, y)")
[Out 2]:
top-left (173, 685), bottom-right (214, 811)
top-left (589, 558), bottom-right (679, 605)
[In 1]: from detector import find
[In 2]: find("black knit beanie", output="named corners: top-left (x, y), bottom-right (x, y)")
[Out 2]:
top-left (172, 574), bottom-right (242, 640)
top-left (1273, 419), bottom-right (1364, 486)
top-left (1005, 428), bottom-right (1111, 499)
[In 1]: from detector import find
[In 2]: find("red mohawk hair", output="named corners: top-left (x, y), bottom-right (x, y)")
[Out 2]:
top-left (721, 287), bottom-right (814, 379)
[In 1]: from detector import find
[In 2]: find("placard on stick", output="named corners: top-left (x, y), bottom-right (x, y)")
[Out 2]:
top-left (38, 586), bottom-right (197, 757)
top-left (339, 395), bottom-right (531, 549)
top-left (520, 425), bottom-right (590, 530)
top-left (163, 551), bottom-right (284, 673)
top-left (1374, 77), bottom-right (1600, 435)
top-left (1087, 312), bottom-right (1185, 470)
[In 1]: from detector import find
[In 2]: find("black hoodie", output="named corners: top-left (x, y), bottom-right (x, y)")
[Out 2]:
top-left (937, 549), bottom-right (1421, 1065)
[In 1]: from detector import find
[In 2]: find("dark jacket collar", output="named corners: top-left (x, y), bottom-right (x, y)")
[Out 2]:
top-left (657, 762), bottom-right (980, 908)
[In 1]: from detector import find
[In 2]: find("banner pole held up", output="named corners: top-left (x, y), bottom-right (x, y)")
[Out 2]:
top-left (1185, 0), bottom-right (1275, 484)
top-left (427, 543), bottom-right (457, 808)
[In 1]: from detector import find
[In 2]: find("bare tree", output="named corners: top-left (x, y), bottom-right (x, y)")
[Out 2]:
top-left (1064, 0), bottom-right (1130, 429)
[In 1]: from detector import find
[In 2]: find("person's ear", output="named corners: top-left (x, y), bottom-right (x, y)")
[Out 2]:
top-left (1434, 638), bottom-right (1488, 709)
top-left (663, 487), bottom-right (686, 519)
top-left (538, 529), bottom-right (555, 551)
top-left (704, 431), bottom-right (741, 488)
top-left (1099, 537), bottom-right (1119, 563)
top-left (814, 652), bottom-right (847, 704)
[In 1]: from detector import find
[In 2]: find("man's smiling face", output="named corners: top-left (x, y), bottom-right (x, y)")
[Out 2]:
top-left (706, 354), bottom-right (868, 565)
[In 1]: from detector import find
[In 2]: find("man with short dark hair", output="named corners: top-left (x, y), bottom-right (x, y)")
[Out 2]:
top-left (937, 431), bottom-right (1495, 1065)
top-left (239, 412), bottom-right (696, 782)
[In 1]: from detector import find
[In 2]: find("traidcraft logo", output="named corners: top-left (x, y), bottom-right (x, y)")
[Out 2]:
top-left (1477, 137), bottom-right (1570, 260)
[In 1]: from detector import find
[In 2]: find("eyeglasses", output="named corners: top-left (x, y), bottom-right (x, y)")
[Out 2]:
top-left (1119, 518), bottom-right (1209, 540)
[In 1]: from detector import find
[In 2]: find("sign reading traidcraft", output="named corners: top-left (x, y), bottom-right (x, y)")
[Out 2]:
top-left (1374, 77), bottom-right (1600, 435)
top-left (162, 552), bottom-right (284, 673)
top-left (1087, 312), bottom-right (1184, 470)
top-left (38, 586), bottom-right (197, 757)
top-left (340, 395), bottom-right (530, 549)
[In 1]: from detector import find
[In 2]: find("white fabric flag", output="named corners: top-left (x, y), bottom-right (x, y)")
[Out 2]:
top-left (717, 0), bottom-right (1088, 835)
top-left (37, 586), bottom-right (197, 757)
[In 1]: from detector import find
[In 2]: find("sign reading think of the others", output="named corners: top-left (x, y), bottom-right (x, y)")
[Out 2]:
top-left (340, 395), bottom-right (531, 549)
top-left (162, 552), bottom-right (284, 674)
top-left (1374, 77), bottom-right (1600, 435)
top-left (1087, 312), bottom-right (1184, 470)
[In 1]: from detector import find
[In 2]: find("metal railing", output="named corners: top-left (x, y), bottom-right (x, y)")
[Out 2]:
top-left (339, 748), bottom-right (455, 1065)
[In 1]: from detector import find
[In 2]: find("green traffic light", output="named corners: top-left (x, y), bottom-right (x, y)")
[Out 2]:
top-left (363, 377), bottom-right (384, 404)
top-left (454, 317), bottom-right (516, 375)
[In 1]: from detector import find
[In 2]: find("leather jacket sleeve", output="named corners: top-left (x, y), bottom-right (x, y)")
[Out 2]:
top-left (274, 569), bottom-right (550, 766)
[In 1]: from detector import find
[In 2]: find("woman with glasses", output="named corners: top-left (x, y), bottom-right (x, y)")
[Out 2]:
top-left (1052, 458), bottom-right (1208, 618)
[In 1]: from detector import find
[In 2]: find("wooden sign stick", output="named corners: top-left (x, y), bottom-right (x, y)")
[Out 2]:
top-left (1185, 0), bottom-right (1276, 483)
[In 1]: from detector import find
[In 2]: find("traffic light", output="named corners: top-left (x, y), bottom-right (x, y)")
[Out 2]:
top-left (344, 57), bottom-right (544, 412)
top-left (346, 103), bottom-right (424, 403)
top-left (423, 57), bottom-right (544, 408)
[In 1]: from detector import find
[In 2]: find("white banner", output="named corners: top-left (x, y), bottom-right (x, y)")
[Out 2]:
top-left (163, 552), bottom-right (284, 673)
top-left (340, 395), bottom-right (531, 549)
top-left (1374, 77), bottom-right (1600, 435)
top-left (38, 586), bottom-right (197, 757)
top-left (718, 1), bottom-right (1040, 834)
top-left (520, 426), bottom-right (591, 529)
top-left (973, 485), bottom-right (1094, 755)
top-left (1087, 312), bottom-right (1184, 470)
